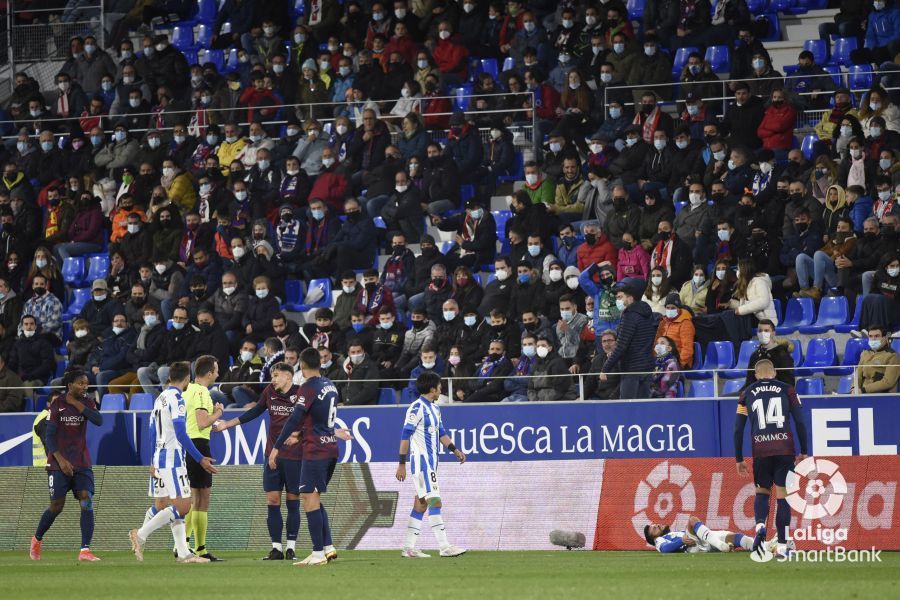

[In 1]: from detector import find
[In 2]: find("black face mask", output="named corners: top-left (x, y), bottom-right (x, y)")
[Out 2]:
top-left (32, 286), bottom-right (46, 296)
top-left (412, 320), bottom-right (427, 330)
top-left (795, 222), bottom-right (809, 234)
top-left (200, 323), bottom-right (212, 332)
top-left (601, 275), bottom-right (615, 286)
top-left (131, 296), bottom-right (146, 306)
top-left (346, 211), bottom-right (361, 221)
top-left (524, 321), bottom-right (537, 331)
top-left (431, 277), bottom-right (445, 287)
top-left (740, 204), bottom-right (754, 215)
top-left (192, 289), bottom-right (205, 299)
top-left (655, 230), bottom-right (671, 243)
top-left (488, 352), bottom-right (503, 362)
top-left (421, 246), bottom-right (437, 256)
top-left (711, 192), bottom-right (726, 203)
top-left (392, 244), bottom-right (406, 254)
top-left (281, 214), bottom-right (292, 223)
top-left (584, 233), bottom-right (597, 245)
top-left (614, 198), bottom-right (628, 212)
top-left (364, 282), bottom-right (377, 293)
top-left (492, 323), bottom-right (506, 333)
top-left (864, 231), bottom-right (878, 241)
top-left (789, 193), bottom-right (804, 203)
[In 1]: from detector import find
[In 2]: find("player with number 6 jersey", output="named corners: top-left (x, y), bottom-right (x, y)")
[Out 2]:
top-left (734, 360), bottom-right (808, 560)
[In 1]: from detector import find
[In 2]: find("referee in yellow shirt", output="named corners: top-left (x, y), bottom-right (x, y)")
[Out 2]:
top-left (184, 355), bottom-right (224, 561)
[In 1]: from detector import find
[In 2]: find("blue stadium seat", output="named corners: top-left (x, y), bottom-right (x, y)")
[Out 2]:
top-left (441, 240), bottom-right (455, 254)
top-left (685, 342), bottom-right (708, 380)
top-left (837, 375), bottom-right (853, 394)
top-left (704, 45), bottom-right (731, 74)
top-left (722, 379), bottom-right (744, 396)
top-left (702, 341), bottom-right (735, 373)
top-left (799, 338), bottom-right (836, 374)
top-left (835, 296), bottom-right (863, 333)
top-left (198, 0), bottom-right (218, 24)
top-left (377, 388), bottom-right (396, 405)
top-left (775, 297), bottom-right (814, 334)
top-left (284, 279), bottom-right (303, 309)
top-left (893, 339), bottom-right (900, 354)
top-left (767, 0), bottom-right (794, 12)
top-left (787, 338), bottom-right (803, 366)
top-left (798, 295), bottom-right (848, 334)
top-left (492, 210), bottom-right (512, 239)
top-left (62, 256), bottom-right (85, 286)
top-left (803, 39), bottom-right (829, 65)
top-left (23, 397), bottom-right (34, 412)
top-left (627, 0), bottom-right (645, 20)
top-left (497, 152), bottom-right (525, 184)
top-left (800, 133), bottom-right (819, 160)
top-left (460, 184), bottom-right (476, 204)
top-left (806, 0), bottom-right (827, 7)
top-left (400, 387), bottom-right (417, 405)
top-left (225, 47), bottom-right (239, 71)
top-left (196, 23), bottom-right (212, 48)
top-left (784, 0), bottom-right (809, 15)
top-left (687, 379), bottom-right (715, 398)
top-left (35, 395), bottom-right (48, 412)
top-left (55, 360), bottom-right (67, 378)
top-left (64, 287), bottom-right (91, 318)
top-left (85, 253), bottom-right (110, 282)
top-left (292, 0), bottom-right (305, 19)
top-left (129, 393), bottom-right (154, 411)
top-left (479, 58), bottom-right (499, 81)
top-left (674, 201), bottom-right (687, 215)
top-left (182, 48), bottom-right (199, 64)
top-left (796, 377), bottom-right (824, 395)
top-left (199, 48), bottom-right (224, 70)
top-left (757, 13), bottom-right (781, 42)
top-left (171, 24), bottom-right (194, 51)
top-left (101, 394), bottom-right (126, 411)
top-left (292, 278), bottom-right (333, 312)
top-left (723, 340), bottom-right (759, 379)
top-left (671, 47), bottom-right (699, 78)
top-left (502, 56), bottom-right (515, 72)
top-left (829, 37), bottom-right (857, 66)
top-left (848, 64), bottom-right (874, 91)
top-left (825, 337), bottom-right (868, 376)
top-left (822, 64), bottom-right (844, 87)
top-left (452, 85), bottom-right (473, 112)
top-left (746, 0), bottom-right (768, 14)
top-left (772, 298), bottom-right (783, 324)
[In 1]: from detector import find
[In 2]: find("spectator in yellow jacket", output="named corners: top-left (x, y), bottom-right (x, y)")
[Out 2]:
top-left (855, 326), bottom-right (900, 394)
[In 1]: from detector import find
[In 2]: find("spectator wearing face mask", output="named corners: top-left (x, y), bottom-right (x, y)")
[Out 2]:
top-left (744, 319), bottom-right (795, 389)
top-left (337, 340), bottom-right (381, 406)
top-left (655, 293), bottom-right (695, 368)
top-left (527, 336), bottom-right (576, 401)
top-left (854, 325), bottom-right (900, 394)
top-left (8, 315), bottom-right (55, 395)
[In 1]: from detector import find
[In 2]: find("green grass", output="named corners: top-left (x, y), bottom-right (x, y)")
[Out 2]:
top-left (3, 550), bottom-right (898, 599)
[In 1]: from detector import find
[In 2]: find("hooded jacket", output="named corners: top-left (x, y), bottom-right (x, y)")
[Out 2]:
top-left (602, 299), bottom-right (655, 374)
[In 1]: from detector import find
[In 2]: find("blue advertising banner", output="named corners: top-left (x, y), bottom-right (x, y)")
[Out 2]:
top-left (1, 395), bottom-right (896, 467)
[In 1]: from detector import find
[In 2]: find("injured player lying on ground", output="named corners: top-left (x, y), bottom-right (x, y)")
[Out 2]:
top-left (643, 515), bottom-right (766, 553)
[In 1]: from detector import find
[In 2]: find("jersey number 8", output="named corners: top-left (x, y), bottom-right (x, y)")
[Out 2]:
top-left (751, 397), bottom-right (786, 430)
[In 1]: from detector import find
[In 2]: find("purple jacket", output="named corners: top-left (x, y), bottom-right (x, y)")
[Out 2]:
top-left (67, 203), bottom-right (104, 244)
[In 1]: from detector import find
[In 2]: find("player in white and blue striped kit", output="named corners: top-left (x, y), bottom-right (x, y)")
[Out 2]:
top-left (129, 362), bottom-right (218, 564)
top-left (644, 515), bottom-right (756, 553)
top-left (395, 372), bottom-right (467, 558)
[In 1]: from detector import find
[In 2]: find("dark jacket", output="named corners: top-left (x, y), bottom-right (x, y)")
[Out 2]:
top-left (89, 327), bottom-right (137, 371)
top-left (188, 322), bottom-right (231, 374)
top-left (337, 355), bottom-right (381, 405)
top-left (464, 357), bottom-right (513, 403)
top-left (745, 340), bottom-right (796, 388)
top-left (723, 95), bottom-right (766, 149)
top-left (157, 326), bottom-right (197, 365)
top-left (78, 297), bottom-right (125, 336)
top-left (443, 125), bottom-right (483, 176)
top-left (437, 212), bottom-right (498, 267)
top-left (527, 351), bottom-right (575, 401)
top-left (584, 351), bottom-right (620, 400)
top-left (242, 295), bottom-right (280, 339)
top-left (9, 333), bottom-right (55, 382)
top-left (602, 299), bottom-right (655, 373)
top-left (125, 324), bottom-right (166, 368)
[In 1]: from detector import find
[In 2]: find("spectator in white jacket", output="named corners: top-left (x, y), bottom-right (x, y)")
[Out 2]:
top-left (729, 258), bottom-right (778, 324)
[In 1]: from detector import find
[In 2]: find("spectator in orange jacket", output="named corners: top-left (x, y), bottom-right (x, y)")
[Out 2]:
top-left (108, 194), bottom-right (146, 244)
top-left (655, 293), bottom-right (696, 369)
top-left (576, 221), bottom-right (617, 272)
top-left (757, 88), bottom-right (797, 158)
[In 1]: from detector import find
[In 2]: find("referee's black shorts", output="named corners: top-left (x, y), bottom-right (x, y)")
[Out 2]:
top-left (186, 438), bottom-right (213, 489)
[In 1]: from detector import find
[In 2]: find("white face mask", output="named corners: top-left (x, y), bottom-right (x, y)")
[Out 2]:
top-left (887, 266), bottom-right (900, 278)
top-left (536, 346), bottom-right (549, 358)
top-left (549, 142), bottom-right (562, 153)
top-left (590, 143), bottom-right (603, 154)
top-left (840, 126), bottom-right (852, 137)
top-left (760, 162), bottom-right (773, 174)
top-left (395, 184), bottom-right (408, 193)
top-left (336, 125), bottom-right (348, 135)
top-left (752, 58), bottom-right (765, 70)
top-left (495, 269), bottom-right (509, 281)
top-left (222, 286), bottom-right (236, 296)
top-left (586, 15), bottom-right (597, 25)
top-left (713, 150), bottom-right (726, 161)
top-left (417, 59), bottom-right (428, 69)
top-left (490, 129), bottom-right (502, 140)
top-left (322, 157), bottom-right (335, 168)
top-left (112, 326), bottom-right (126, 335)
top-left (155, 264), bottom-right (166, 274)
top-left (349, 353), bottom-right (364, 365)
top-left (342, 284), bottom-right (355, 294)
top-left (655, 343), bottom-right (669, 357)
top-left (715, 269), bottom-right (726, 280)
top-left (256, 288), bottom-right (269, 299)
top-left (232, 246), bottom-right (245, 259)
top-left (439, 30), bottom-right (451, 40)
top-left (689, 192), bottom-right (702, 206)
top-left (240, 350), bottom-right (254, 363)
top-left (549, 269), bottom-right (563, 282)
top-left (23, 329), bottom-right (35, 338)
top-left (665, 308), bottom-right (678, 319)
top-left (75, 329), bottom-right (88, 338)
top-left (525, 173), bottom-right (538, 185)
top-left (758, 330), bottom-right (772, 345)
top-left (675, 139), bottom-right (689, 150)
top-left (850, 149), bottom-right (862, 159)
top-left (93, 293), bottom-right (107, 302)
top-left (693, 275), bottom-right (705, 287)
top-left (644, 46), bottom-right (657, 56)
top-left (653, 139), bottom-right (667, 150)
top-left (600, 72), bottom-right (612, 83)
top-left (162, 167), bottom-right (174, 178)
top-left (127, 223), bottom-right (140, 234)
top-left (422, 361), bottom-right (435, 369)
top-left (651, 276), bottom-right (663, 286)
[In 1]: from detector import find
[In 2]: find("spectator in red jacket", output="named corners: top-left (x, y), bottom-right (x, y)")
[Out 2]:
top-left (757, 88), bottom-right (797, 158)
top-left (524, 68), bottom-right (560, 128)
top-left (238, 72), bottom-right (279, 125)
top-left (432, 20), bottom-right (469, 87)
top-left (308, 147), bottom-right (348, 212)
top-left (577, 220), bottom-right (617, 272)
top-left (384, 21), bottom-right (418, 66)
top-left (421, 72), bottom-right (451, 130)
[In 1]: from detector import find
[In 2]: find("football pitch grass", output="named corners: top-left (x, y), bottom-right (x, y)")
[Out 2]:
top-left (3, 550), bottom-right (898, 599)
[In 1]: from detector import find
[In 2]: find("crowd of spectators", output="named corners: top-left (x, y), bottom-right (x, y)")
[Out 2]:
top-left (0, 0), bottom-right (897, 412)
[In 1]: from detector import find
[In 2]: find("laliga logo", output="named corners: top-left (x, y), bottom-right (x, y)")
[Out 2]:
top-left (631, 461), bottom-right (696, 537)
top-left (785, 457), bottom-right (848, 520)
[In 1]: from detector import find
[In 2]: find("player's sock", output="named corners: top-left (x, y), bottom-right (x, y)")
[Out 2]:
top-left (35, 509), bottom-right (59, 541)
top-left (286, 540), bottom-right (296, 551)
top-left (306, 509), bottom-right (325, 552)
top-left (79, 499), bottom-right (94, 550)
top-left (754, 493), bottom-right (770, 527)
top-left (142, 505), bottom-right (158, 526)
top-left (427, 507), bottom-right (450, 550)
top-left (184, 510), bottom-right (194, 547)
top-left (734, 533), bottom-right (754, 551)
top-left (776, 499), bottom-right (791, 544)
top-left (405, 510), bottom-right (424, 549)
top-left (320, 505), bottom-right (333, 547)
top-left (172, 517), bottom-right (191, 559)
top-left (267, 505), bottom-right (283, 546)
top-left (138, 505), bottom-right (177, 540)
top-left (193, 511), bottom-right (208, 551)
top-left (285, 500), bottom-right (301, 544)
top-left (691, 519), bottom-right (711, 542)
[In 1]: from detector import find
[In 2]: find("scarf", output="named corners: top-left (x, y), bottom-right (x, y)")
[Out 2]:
top-left (462, 214), bottom-right (480, 243)
top-left (188, 108), bottom-right (208, 138)
top-left (305, 218), bottom-right (330, 252)
top-left (311, 328), bottom-right (331, 348)
top-left (45, 206), bottom-right (60, 237)
top-left (56, 92), bottom-right (70, 118)
top-left (873, 195), bottom-right (897, 220)
top-left (847, 156), bottom-right (866, 189)
top-left (751, 171), bottom-right (771, 195)
top-left (308, 0), bottom-right (322, 25)
top-left (197, 195), bottom-right (210, 222)
top-left (151, 105), bottom-right (165, 130)
top-left (478, 355), bottom-right (505, 378)
top-left (161, 170), bottom-right (177, 189)
top-left (136, 323), bottom-right (155, 350)
top-left (712, 0), bottom-right (728, 24)
top-left (652, 237), bottom-right (674, 273)
top-left (515, 355), bottom-right (535, 376)
top-left (358, 285), bottom-right (384, 315)
top-left (634, 107), bottom-right (661, 143)
top-left (179, 230), bottom-right (196, 263)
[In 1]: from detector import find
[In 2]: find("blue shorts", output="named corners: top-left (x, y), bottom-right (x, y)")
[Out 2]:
top-left (48, 469), bottom-right (94, 501)
top-left (263, 458), bottom-right (302, 494)
top-left (300, 459), bottom-right (337, 494)
top-left (753, 455), bottom-right (795, 489)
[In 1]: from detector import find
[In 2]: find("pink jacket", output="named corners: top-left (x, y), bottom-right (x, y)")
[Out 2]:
top-left (616, 245), bottom-right (650, 281)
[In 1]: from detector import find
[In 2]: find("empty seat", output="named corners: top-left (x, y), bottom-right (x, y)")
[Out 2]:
top-left (746, 0), bottom-right (768, 13)
top-left (62, 256), bottom-right (86, 285)
top-left (492, 210), bottom-right (512, 239)
top-left (23, 397), bottom-right (34, 412)
top-left (704, 45), bottom-right (731, 73)
top-left (196, 23), bottom-right (212, 47)
top-left (799, 338), bottom-right (836, 375)
top-left (775, 297), bottom-right (815, 334)
top-left (225, 47), bottom-right (239, 70)
top-left (799, 295), bottom-right (848, 334)
top-left (400, 387), bottom-right (417, 405)
top-left (129, 393), bottom-right (154, 411)
top-left (757, 13), bottom-right (781, 42)
top-left (64, 287), bottom-right (91, 318)
top-left (497, 152), bottom-right (524, 183)
top-left (767, 0), bottom-right (794, 12)
top-left (479, 58), bottom-right (499, 80)
top-left (452, 85), bottom-right (472, 112)
top-left (825, 337), bottom-right (869, 376)
top-left (893, 339), bottom-right (900, 354)
top-left (830, 37), bottom-right (857, 66)
top-left (85, 254), bottom-right (110, 282)
top-left (199, 48), bottom-right (225, 70)
top-left (627, 0), bottom-right (645, 20)
top-left (171, 24), bottom-right (194, 51)
top-left (198, 0), bottom-right (218, 23)
top-left (795, 377), bottom-right (824, 395)
top-left (685, 341), bottom-right (708, 380)
top-left (702, 341), bottom-right (735, 372)
top-left (674, 200), bottom-right (687, 215)
top-left (284, 279), bottom-right (303, 308)
top-left (800, 133), bottom-right (819, 160)
top-left (822, 64), bottom-right (844, 87)
top-left (101, 394), bottom-right (126, 411)
top-left (723, 340), bottom-right (760, 378)
top-left (377, 388), bottom-right (396, 405)
top-left (292, 278), bottom-right (333, 312)
top-left (837, 375), bottom-right (853, 394)
top-left (687, 379), bottom-right (715, 398)
top-left (787, 338), bottom-right (803, 366)
top-left (803, 39), bottom-right (829, 65)
top-left (722, 379), bottom-right (745, 396)
top-left (460, 184), bottom-right (476, 204)
top-left (834, 296), bottom-right (863, 333)
top-left (502, 56), bottom-right (515, 72)
top-left (848, 64), bottom-right (874, 90)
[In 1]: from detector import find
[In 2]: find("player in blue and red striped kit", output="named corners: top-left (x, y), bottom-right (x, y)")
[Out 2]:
top-left (734, 360), bottom-right (808, 559)
top-left (271, 348), bottom-right (343, 567)
top-left (31, 369), bottom-right (103, 561)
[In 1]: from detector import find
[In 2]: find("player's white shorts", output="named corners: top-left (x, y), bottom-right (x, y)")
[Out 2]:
top-left (150, 466), bottom-right (192, 499)
top-left (684, 529), bottom-right (730, 553)
top-left (412, 467), bottom-right (440, 501)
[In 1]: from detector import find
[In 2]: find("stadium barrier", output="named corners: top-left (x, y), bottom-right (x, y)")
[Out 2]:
top-left (0, 395), bottom-right (896, 552)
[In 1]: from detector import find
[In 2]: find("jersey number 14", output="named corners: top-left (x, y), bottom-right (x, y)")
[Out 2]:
top-left (751, 397), bottom-right (785, 430)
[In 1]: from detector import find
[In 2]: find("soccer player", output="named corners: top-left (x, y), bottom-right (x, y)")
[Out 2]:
top-left (644, 515), bottom-right (754, 553)
top-left (31, 369), bottom-right (104, 561)
top-left (214, 361), bottom-right (304, 560)
top-left (734, 359), bottom-right (808, 559)
top-left (394, 371), bottom-right (467, 558)
top-left (130, 361), bottom-right (218, 564)
top-left (183, 355), bottom-right (224, 560)
top-left (270, 348), bottom-right (342, 566)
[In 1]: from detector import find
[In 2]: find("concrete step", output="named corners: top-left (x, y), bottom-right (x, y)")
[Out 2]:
top-left (783, 23), bottom-right (821, 43)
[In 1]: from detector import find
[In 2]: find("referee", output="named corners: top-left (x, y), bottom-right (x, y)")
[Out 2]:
top-left (183, 355), bottom-right (224, 561)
